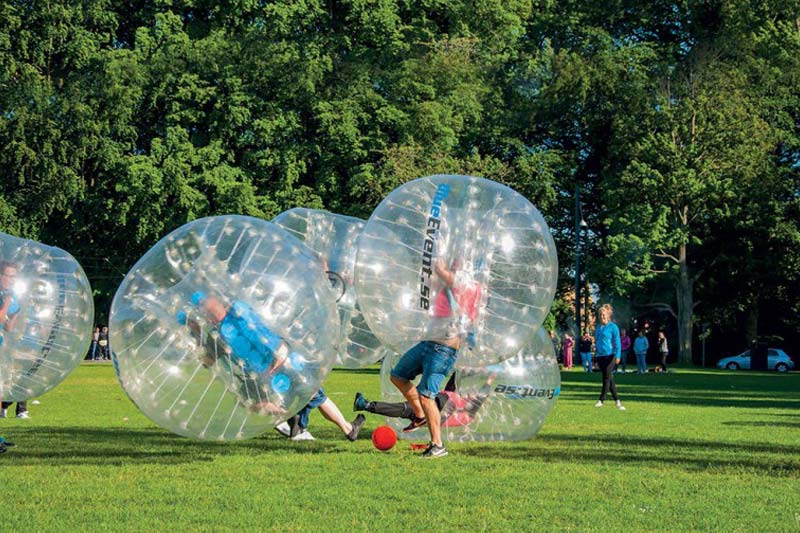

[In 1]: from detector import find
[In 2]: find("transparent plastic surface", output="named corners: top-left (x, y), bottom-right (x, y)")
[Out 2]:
top-left (273, 208), bottom-right (384, 368)
top-left (110, 216), bottom-right (340, 440)
top-left (0, 232), bottom-right (94, 401)
top-left (356, 175), bottom-right (557, 367)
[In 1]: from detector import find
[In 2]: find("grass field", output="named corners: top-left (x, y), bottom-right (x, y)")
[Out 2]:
top-left (1, 363), bottom-right (798, 531)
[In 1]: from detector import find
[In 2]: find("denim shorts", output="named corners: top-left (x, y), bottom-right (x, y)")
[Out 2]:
top-left (391, 341), bottom-right (457, 398)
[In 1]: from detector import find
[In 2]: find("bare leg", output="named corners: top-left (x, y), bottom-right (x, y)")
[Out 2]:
top-left (317, 399), bottom-right (353, 435)
top-left (391, 375), bottom-right (424, 418)
top-left (421, 396), bottom-right (442, 446)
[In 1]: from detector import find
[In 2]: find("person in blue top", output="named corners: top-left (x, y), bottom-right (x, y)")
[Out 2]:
top-left (0, 260), bottom-right (22, 447)
top-left (633, 330), bottom-right (650, 374)
top-left (593, 304), bottom-right (625, 410)
top-left (182, 291), bottom-right (365, 441)
top-left (179, 291), bottom-right (303, 416)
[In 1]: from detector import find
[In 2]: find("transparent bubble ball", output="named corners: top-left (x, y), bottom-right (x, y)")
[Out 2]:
top-left (355, 175), bottom-right (558, 367)
top-left (109, 216), bottom-right (340, 440)
top-left (0, 232), bottom-right (94, 401)
top-left (380, 328), bottom-right (560, 441)
top-left (274, 208), bottom-right (384, 368)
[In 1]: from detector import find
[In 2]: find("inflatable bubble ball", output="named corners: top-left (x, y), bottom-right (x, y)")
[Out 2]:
top-left (379, 328), bottom-right (560, 442)
top-left (273, 208), bottom-right (384, 368)
top-left (355, 175), bottom-right (558, 367)
top-left (109, 216), bottom-right (340, 440)
top-left (0, 232), bottom-right (94, 401)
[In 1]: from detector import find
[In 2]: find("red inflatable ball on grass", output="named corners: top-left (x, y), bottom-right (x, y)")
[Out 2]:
top-left (371, 425), bottom-right (397, 451)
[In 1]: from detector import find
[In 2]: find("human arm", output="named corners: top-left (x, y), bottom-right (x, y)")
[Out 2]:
top-left (434, 258), bottom-right (455, 287)
top-left (613, 326), bottom-right (621, 361)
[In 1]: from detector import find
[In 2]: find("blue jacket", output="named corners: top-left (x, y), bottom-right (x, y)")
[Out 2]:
top-left (633, 336), bottom-right (649, 355)
top-left (594, 322), bottom-right (621, 359)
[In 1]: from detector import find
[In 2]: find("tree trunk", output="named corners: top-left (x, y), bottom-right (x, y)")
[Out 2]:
top-left (676, 242), bottom-right (694, 364)
top-left (744, 304), bottom-right (759, 346)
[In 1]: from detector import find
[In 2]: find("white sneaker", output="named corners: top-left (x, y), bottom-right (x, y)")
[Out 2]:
top-left (16, 412), bottom-right (30, 419)
top-left (594, 401), bottom-right (603, 407)
top-left (0, 409), bottom-right (6, 418)
top-left (274, 421), bottom-right (291, 437)
top-left (616, 401), bottom-right (626, 411)
top-left (291, 430), bottom-right (315, 441)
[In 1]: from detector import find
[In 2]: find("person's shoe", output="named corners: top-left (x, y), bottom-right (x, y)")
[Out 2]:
top-left (286, 415), bottom-right (301, 438)
top-left (346, 414), bottom-right (366, 441)
top-left (594, 401), bottom-right (604, 407)
top-left (16, 412), bottom-right (30, 419)
top-left (421, 442), bottom-right (448, 458)
top-left (353, 392), bottom-right (368, 412)
top-left (0, 442), bottom-right (6, 454)
top-left (274, 421), bottom-right (291, 437)
top-left (0, 409), bottom-right (6, 418)
top-left (616, 401), bottom-right (626, 411)
top-left (291, 430), bottom-right (315, 441)
top-left (402, 415), bottom-right (427, 433)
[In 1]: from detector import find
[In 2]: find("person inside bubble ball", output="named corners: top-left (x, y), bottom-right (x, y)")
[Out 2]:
top-left (390, 256), bottom-right (483, 458)
top-left (178, 291), bottom-right (305, 416)
top-left (355, 367), bottom-right (496, 430)
top-left (273, 388), bottom-right (365, 442)
top-left (0, 260), bottom-right (21, 449)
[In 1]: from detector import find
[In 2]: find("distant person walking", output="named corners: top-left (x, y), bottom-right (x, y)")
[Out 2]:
top-left (634, 330), bottom-right (649, 374)
top-left (658, 332), bottom-right (669, 372)
top-left (594, 304), bottom-right (625, 410)
top-left (579, 332), bottom-right (593, 373)
top-left (562, 333), bottom-right (574, 370)
top-left (617, 329), bottom-right (631, 373)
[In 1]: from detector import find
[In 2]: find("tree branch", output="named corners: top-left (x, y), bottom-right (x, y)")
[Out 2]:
top-left (655, 248), bottom-right (680, 263)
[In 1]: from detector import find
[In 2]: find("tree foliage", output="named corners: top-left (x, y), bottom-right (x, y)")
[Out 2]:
top-left (0, 1), bottom-right (798, 358)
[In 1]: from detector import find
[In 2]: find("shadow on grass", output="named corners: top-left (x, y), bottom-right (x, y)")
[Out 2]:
top-left (332, 367), bottom-right (380, 376)
top-left (461, 433), bottom-right (800, 476)
top-left (1, 426), bottom-right (348, 466)
top-left (559, 391), bottom-right (800, 409)
top-left (722, 421), bottom-right (800, 429)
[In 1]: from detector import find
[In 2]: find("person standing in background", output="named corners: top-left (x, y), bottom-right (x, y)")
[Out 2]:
top-left (634, 330), bottom-right (649, 374)
top-left (90, 326), bottom-right (100, 360)
top-left (617, 329), bottom-right (631, 374)
top-left (658, 332), bottom-right (669, 372)
top-left (98, 326), bottom-right (110, 360)
top-left (562, 333), bottom-right (574, 370)
top-left (579, 332), bottom-right (593, 373)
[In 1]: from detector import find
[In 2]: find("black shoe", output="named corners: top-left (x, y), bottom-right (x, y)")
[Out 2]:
top-left (402, 415), bottom-right (427, 433)
top-left (347, 414), bottom-right (366, 441)
top-left (353, 392), bottom-right (368, 412)
top-left (421, 442), bottom-right (448, 458)
top-left (287, 415), bottom-right (301, 438)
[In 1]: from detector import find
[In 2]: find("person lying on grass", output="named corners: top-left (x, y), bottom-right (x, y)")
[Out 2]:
top-left (354, 369), bottom-right (496, 431)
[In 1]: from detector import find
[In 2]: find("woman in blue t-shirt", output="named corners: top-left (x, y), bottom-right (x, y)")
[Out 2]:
top-left (593, 304), bottom-right (625, 410)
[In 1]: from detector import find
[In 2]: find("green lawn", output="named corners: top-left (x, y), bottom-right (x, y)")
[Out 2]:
top-left (1, 364), bottom-right (798, 531)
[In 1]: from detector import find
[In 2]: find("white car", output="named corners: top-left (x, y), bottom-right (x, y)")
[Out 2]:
top-left (717, 348), bottom-right (795, 372)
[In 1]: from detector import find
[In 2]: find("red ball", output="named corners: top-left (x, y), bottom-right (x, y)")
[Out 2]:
top-left (371, 425), bottom-right (397, 451)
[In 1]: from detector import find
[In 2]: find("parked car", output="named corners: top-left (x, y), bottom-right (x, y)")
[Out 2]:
top-left (717, 348), bottom-right (795, 372)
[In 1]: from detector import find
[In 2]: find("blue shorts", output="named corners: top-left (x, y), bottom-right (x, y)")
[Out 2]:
top-left (391, 341), bottom-right (457, 398)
